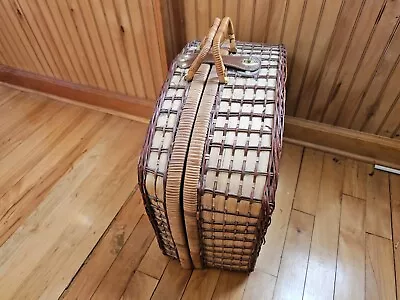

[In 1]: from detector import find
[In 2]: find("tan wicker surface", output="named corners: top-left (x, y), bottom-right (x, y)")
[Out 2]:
top-left (139, 17), bottom-right (286, 272)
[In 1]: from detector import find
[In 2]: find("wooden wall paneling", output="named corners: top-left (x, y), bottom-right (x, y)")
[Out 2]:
top-left (7, 0), bottom-right (54, 76)
top-left (265, 0), bottom-right (288, 44)
top-left (89, 0), bottom-right (127, 94)
top-left (285, 0), bottom-right (325, 116)
top-left (36, 0), bottom-right (86, 84)
top-left (223, 0), bottom-right (239, 38)
top-left (183, 0), bottom-right (197, 41)
top-left (196, 0), bottom-right (211, 38)
top-left (102, 0), bottom-right (138, 97)
top-left (295, 0), bottom-right (344, 119)
top-left (112, 0), bottom-right (145, 99)
top-left (125, 0), bottom-right (157, 100)
top-left (63, 0), bottom-right (107, 89)
top-left (139, 0), bottom-right (168, 89)
top-left (46, 0), bottom-right (96, 87)
top-left (15, 0), bottom-right (63, 79)
top-left (378, 91), bottom-right (400, 138)
top-left (336, 0), bottom-right (400, 128)
top-left (159, 0), bottom-right (185, 64)
top-left (237, 0), bottom-right (255, 41)
top-left (0, 31), bottom-right (17, 67)
top-left (153, 0), bottom-right (169, 74)
top-left (281, 0), bottom-right (307, 82)
top-left (322, 0), bottom-right (385, 125)
top-left (20, 0), bottom-right (72, 80)
top-left (35, 0), bottom-right (82, 82)
top-left (307, 0), bottom-right (365, 122)
top-left (2, 0), bottom-right (47, 76)
top-left (251, 0), bottom-right (271, 43)
top-left (210, 0), bottom-right (224, 25)
top-left (361, 56), bottom-right (400, 134)
top-left (76, 0), bottom-right (117, 91)
top-left (0, 3), bottom-right (34, 72)
top-left (351, 22), bottom-right (400, 131)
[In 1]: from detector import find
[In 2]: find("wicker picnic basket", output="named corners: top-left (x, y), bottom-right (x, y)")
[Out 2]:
top-left (138, 17), bottom-right (286, 272)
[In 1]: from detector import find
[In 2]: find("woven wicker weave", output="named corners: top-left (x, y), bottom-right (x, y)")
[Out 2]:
top-left (138, 17), bottom-right (286, 272)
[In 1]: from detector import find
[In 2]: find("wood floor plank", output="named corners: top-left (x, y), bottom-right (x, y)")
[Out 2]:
top-left (256, 144), bottom-right (304, 276)
top-left (0, 99), bottom-right (65, 159)
top-left (91, 215), bottom-right (154, 300)
top-left (151, 260), bottom-right (192, 300)
top-left (61, 189), bottom-right (145, 299)
top-left (137, 238), bottom-right (170, 280)
top-left (242, 270), bottom-right (276, 300)
top-left (0, 89), bottom-right (20, 106)
top-left (303, 153), bottom-right (344, 300)
top-left (334, 195), bottom-right (366, 300)
top-left (273, 210), bottom-right (314, 300)
top-left (390, 174), bottom-right (400, 299)
top-left (293, 148), bottom-right (324, 215)
top-left (182, 269), bottom-right (220, 300)
top-left (211, 271), bottom-right (248, 300)
top-left (343, 159), bottom-right (370, 200)
top-left (22, 157), bottom-right (140, 300)
top-left (366, 233), bottom-right (396, 300)
top-left (366, 170), bottom-right (392, 240)
top-left (0, 118), bottom-right (146, 299)
top-left (0, 110), bottom-right (106, 245)
top-left (0, 105), bottom-right (90, 215)
top-left (0, 92), bottom-right (48, 136)
top-left (121, 271), bottom-right (158, 300)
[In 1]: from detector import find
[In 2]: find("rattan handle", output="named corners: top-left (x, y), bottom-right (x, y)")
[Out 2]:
top-left (212, 17), bottom-right (237, 83)
top-left (185, 18), bottom-right (221, 81)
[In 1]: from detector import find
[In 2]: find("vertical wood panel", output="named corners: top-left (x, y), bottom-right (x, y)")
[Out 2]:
top-left (0, 0), bottom-right (167, 101)
top-left (165, 0), bottom-right (400, 141)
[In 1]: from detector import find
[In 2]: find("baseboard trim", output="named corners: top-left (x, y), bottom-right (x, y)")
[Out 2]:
top-left (0, 65), bottom-right (155, 120)
top-left (1, 64), bottom-right (399, 169)
top-left (284, 116), bottom-right (400, 169)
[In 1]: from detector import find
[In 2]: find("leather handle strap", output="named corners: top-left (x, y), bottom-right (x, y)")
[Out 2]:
top-left (212, 17), bottom-right (237, 83)
top-left (185, 18), bottom-right (221, 81)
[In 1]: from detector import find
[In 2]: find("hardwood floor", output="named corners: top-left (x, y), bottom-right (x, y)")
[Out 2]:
top-left (0, 85), bottom-right (398, 300)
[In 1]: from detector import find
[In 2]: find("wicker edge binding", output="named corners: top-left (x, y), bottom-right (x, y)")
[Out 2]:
top-left (138, 44), bottom-right (195, 259)
top-left (165, 64), bottom-right (210, 269)
top-left (182, 66), bottom-right (219, 268)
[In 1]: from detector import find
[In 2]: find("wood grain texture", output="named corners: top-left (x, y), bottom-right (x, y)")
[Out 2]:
top-left (121, 271), bottom-right (158, 300)
top-left (273, 210), bottom-right (314, 300)
top-left (162, 0), bottom-right (400, 140)
top-left (303, 153), bottom-right (344, 300)
top-left (181, 269), bottom-right (220, 300)
top-left (212, 271), bottom-right (248, 300)
top-left (366, 170), bottom-right (392, 240)
top-left (335, 195), bottom-right (366, 300)
top-left (390, 174), bottom-right (400, 300)
top-left (256, 144), bottom-right (304, 276)
top-left (242, 270), bottom-right (276, 300)
top-left (0, 92), bottom-right (147, 299)
top-left (1, 88), bottom-right (399, 299)
top-left (0, 0), bottom-right (167, 101)
top-left (343, 159), bottom-right (370, 200)
top-left (293, 148), bottom-right (324, 215)
top-left (62, 191), bottom-right (145, 299)
top-left (0, 66), bottom-right (155, 119)
top-left (151, 260), bottom-right (192, 300)
top-left (366, 233), bottom-right (397, 300)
